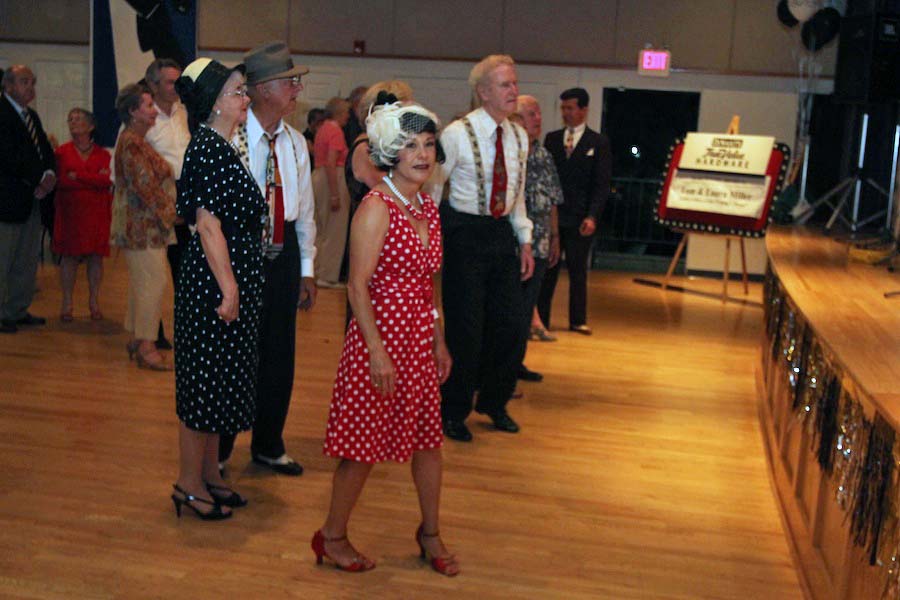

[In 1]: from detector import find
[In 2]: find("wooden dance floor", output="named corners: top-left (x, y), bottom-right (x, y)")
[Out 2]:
top-left (0, 256), bottom-right (801, 599)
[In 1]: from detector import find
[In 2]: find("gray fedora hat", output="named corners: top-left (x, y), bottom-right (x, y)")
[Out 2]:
top-left (244, 41), bottom-right (309, 85)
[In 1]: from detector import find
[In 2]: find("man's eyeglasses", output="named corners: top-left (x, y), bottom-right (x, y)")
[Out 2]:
top-left (277, 76), bottom-right (302, 87)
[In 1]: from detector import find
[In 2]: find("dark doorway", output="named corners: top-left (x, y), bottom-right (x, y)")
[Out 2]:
top-left (596, 88), bottom-right (700, 266)
top-left (803, 94), bottom-right (896, 232)
top-left (601, 88), bottom-right (700, 178)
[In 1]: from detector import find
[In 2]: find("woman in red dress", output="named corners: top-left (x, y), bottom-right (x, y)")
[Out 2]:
top-left (52, 108), bottom-right (112, 321)
top-left (312, 99), bottom-right (459, 577)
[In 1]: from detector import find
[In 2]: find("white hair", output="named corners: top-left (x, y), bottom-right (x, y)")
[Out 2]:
top-left (468, 54), bottom-right (515, 107)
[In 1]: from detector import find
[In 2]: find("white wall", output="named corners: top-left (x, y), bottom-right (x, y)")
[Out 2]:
top-left (2, 41), bottom-right (830, 145)
top-left (2, 42), bottom-right (831, 276)
top-left (688, 90), bottom-right (801, 275)
top-left (200, 49), bottom-right (831, 134)
top-left (0, 44), bottom-right (90, 145)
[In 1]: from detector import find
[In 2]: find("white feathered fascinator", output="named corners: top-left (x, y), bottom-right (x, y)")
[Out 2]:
top-left (366, 92), bottom-right (441, 169)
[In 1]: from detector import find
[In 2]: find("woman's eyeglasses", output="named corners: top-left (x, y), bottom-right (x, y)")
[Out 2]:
top-left (222, 86), bottom-right (248, 98)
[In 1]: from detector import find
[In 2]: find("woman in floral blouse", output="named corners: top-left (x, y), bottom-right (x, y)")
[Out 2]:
top-left (110, 83), bottom-right (176, 370)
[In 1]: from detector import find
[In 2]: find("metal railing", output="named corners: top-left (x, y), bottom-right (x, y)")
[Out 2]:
top-left (597, 176), bottom-right (681, 256)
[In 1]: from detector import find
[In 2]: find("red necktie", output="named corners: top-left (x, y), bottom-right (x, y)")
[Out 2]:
top-left (490, 125), bottom-right (506, 218)
top-left (266, 134), bottom-right (285, 245)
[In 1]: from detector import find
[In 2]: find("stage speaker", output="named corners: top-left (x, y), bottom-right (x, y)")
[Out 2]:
top-left (834, 13), bottom-right (900, 103)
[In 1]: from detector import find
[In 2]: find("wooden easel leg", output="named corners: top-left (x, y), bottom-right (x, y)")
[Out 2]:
top-left (723, 237), bottom-right (731, 302)
top-left (663, 233), bottom-right (688, 290)
top-left (740, 237), bottom-right (749, 295)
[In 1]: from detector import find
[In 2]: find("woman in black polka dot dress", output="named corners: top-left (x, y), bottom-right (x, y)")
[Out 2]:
top-left (169, 58), bottom-right (265, 520)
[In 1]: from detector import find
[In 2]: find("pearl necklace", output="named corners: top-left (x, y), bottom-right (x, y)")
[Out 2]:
top-left (382, 175), bottom-right (426, 220)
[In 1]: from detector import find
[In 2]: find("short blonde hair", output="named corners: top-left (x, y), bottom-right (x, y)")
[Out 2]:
top-left (358, 80), bottom-right (414, 121)
top-left (468, 54), bottom-right (515, 106)
top-left (324, 96), bottom-right (350, 119)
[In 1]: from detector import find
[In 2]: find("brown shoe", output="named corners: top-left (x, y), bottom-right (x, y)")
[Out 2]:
top-left (136, 347), bottom-right (173, 371)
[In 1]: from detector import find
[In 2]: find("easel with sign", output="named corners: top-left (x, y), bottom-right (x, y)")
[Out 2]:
top-left (662, 229), bottom-right (749, 301)
top-left (656, 116), bottom-right (791, 302)
top-left (662, 117), bottom-right (750, 302)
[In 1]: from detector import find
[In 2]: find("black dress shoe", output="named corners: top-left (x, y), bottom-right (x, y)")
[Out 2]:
top-left (517, 366), bottom-right (543, 382)
top-left (569, 324), bottom-right (592, 335)
top-left (442, 419), bottom-right (473, 442)
top-left (0, 321), bottom-right (17, 333)
top-left (481, 409), bottom-right (520, 433)
top-left (155, 336), bottom-right (173, 350)
top-left (252, 454), bottom-right (304, 476)
top-left (15, 313), bottom-right (46, 326)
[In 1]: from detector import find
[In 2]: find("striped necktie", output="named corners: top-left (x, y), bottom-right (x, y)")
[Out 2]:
top-left (264, 133), bottom-right (285, 258)
top-left (565, 128), bottom-right (575, 158)
top-left (22, 109), bottom-right (44, 161)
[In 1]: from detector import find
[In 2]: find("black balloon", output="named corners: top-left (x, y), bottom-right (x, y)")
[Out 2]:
top-left (778, 0), bottom-right (800, 27)
top-left (801, 7), bottom-right (842, 51)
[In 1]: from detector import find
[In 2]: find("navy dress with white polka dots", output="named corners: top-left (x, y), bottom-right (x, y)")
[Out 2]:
top-left (174, 125), bottom-right (266, 434)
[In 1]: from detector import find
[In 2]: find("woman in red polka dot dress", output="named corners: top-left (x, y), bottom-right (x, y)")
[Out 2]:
top-left (312, 97), bottom-right (460, 577)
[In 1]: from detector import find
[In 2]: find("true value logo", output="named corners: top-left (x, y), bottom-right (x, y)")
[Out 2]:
top-left (679, 133), bottom-right (774, 176)
top-left (695, 137), bottom-right (750, 170)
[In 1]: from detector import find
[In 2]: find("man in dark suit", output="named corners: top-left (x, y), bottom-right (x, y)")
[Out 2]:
top-left (0, 65), bottom-right (56, 333)
top-left (539, 88), bottom-right (611, 335)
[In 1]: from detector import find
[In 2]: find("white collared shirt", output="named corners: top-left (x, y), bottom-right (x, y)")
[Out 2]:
top-left (430, 107), bottom-right (533, 245)
top-left (566, 122), bottom-right (586, 151)
top-left (145, 100), bottom-right (191, 180)
top-left (237, 107), bottom-right (317, 277)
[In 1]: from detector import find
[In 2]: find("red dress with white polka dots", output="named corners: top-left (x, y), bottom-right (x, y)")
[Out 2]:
top-left (324, 190), bottom-right (443, 463)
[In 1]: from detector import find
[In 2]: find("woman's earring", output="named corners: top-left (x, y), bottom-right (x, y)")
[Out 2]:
top-left (214, 108), bottom-right (221, 116)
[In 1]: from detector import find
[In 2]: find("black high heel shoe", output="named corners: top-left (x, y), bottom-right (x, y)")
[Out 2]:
top-left (170, 484), bottom-right (232, 521)
top-left (205, 482), bottom-right (248, 508)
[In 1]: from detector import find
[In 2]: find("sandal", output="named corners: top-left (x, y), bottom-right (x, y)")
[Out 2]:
top-left (170, 484), bottom-right (231, 521)
top-left (415, 524), bottom-right (460, 577)
top-left (136, 346), bottom-right (173, 371)
top-left (311, 530), bottom-right (375, 572)
top-left (205, 482), bottom-right (248, 508)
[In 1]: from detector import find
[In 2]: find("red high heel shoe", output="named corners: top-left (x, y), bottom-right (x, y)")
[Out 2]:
top-left (310, 530), bottom-right (375, 572)
top-left (415, 524), bottom-right (460, 577)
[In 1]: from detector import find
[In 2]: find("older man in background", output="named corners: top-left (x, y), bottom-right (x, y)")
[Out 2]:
top-left (218, 41), bottom-right (317, 476)
top-left (512, 95), bottom-right (563, 383)
top-left (431, 54), bottom-right (534, 442)
top-left (144, 58), bottom-right (191, 350)
top-left (0, 65), bottom-right (56, 333)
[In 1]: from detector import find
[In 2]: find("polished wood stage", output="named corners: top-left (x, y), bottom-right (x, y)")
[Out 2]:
top-left (759, 227), bottom-right (900, 600)
top-left (0, 256), bottom-right (801, 599)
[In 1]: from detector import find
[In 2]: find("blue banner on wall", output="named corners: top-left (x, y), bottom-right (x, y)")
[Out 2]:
top-left (91, 0), bottom-right (196, 147)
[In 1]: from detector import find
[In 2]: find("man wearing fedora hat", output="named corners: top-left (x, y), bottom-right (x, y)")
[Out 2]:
top-left (218, 41), bottom-right (317, 476)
